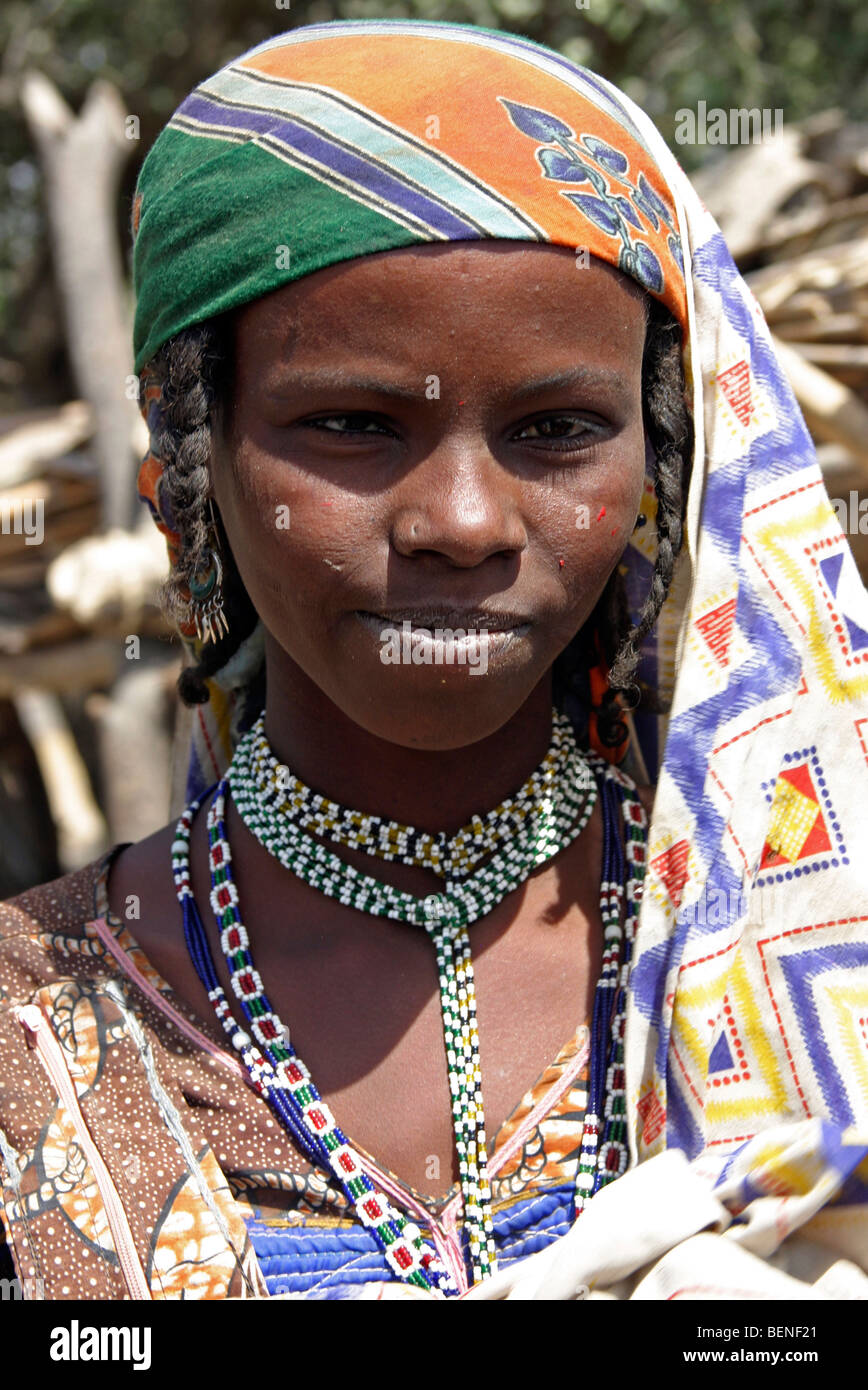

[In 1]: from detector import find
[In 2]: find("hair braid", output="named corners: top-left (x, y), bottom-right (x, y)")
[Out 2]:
top-left (608, 299), bottom-right (693, 691)
top-left (553, 297), bottom-right (694, 747)
top-left (145, 318), bottom-right (259, 706)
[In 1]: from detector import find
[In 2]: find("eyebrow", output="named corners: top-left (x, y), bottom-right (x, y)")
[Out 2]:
top-left (507, 367), bottom-right (625, 400)
top-left (266, 371), bottom-right (422, 404)
top-left (266, 365), bottom-right (625, 403)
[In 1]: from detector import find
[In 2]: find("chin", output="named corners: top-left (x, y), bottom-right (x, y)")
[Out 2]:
top-left (331, 668), bottom-right (545, 751)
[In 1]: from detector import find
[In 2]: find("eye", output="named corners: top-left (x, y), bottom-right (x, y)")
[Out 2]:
top-left (301, 413), bottom-right (395, 437)
top-left (512, 414), bottom-right (601, 453)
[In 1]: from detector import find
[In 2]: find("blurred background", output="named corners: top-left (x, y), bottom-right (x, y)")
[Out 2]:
top-left (1, 0), bottom-right (867, 895)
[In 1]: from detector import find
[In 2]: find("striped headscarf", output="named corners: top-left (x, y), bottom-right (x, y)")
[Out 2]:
top-left (133, 20), bottom-right (868, 1290)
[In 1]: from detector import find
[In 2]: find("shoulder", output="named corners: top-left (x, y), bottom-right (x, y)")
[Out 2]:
top-left (0, 856), bottom-right (108, 931)
top-left (0, 854), bottom-right (119, 1000)
top-left (0, 809), bottom-right (186, 1001)
top-left (634, 783), bottom-right (656, 819)
top-left (101, 817), bottom-right (206, 1001)
top-left (105, 819), bottom-right (178, 920)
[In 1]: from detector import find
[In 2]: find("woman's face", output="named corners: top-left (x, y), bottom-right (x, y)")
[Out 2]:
top-left (212, 243), bottom-right (649, 749)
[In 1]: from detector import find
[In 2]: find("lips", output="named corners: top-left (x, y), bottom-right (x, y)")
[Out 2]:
top-left (356, 608), bottom-right (532, 632)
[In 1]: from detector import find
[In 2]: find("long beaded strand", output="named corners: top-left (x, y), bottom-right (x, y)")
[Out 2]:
top-left (172, 794), bottom-right (459, 1297)
top-left (574, 767), bottom-right (646, 1214)
top-left (596, 771), bottom-right (646, 1191)
top-left (421, 902), bottom-right (493, 1272)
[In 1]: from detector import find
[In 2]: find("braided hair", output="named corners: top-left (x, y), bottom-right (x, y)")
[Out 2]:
top-left (145, 294), bottom-right (693, 747)
top-left (554, 295), bottom-right (694, 747)
top-left (146, 320), bottom-right (261, 712)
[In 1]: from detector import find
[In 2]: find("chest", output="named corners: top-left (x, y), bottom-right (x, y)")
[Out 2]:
top-left (111, 801), bottom-right (605, 1202)
top-left (210, 836), bottom-right (601, 1196)
top-left (294, 908), bottom-right (597, 1196)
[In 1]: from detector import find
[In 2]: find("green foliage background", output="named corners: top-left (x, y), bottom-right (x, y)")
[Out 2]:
top-left (1, 0), bottom-right (866, 405)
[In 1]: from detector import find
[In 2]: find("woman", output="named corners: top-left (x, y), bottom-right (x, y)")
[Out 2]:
top-left (1, 19), bottom-right (866, 1301)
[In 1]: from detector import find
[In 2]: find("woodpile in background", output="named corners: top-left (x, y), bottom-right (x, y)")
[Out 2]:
top-left (0, 400), bottom-right (179, 894)
top-left (0, 73), bottom-right (183, 897)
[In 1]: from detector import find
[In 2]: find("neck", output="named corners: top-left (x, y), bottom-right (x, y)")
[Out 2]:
top-left (260, 638), bottom-right (557, 834)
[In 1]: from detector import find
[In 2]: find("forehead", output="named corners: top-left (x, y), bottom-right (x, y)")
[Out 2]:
top-left (235, 243), bottom-right (649, 363)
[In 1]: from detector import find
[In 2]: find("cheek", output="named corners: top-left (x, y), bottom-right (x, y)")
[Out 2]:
top-left (214, 446), bottom-right (376, 609)
top-left (551, 440), bottom-right (646, 561)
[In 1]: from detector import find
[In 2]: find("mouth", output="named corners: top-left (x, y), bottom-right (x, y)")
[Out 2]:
top-left (354, 608), bottom-right (533, 634)
top-left (353, 608), bottom-right (532, 672)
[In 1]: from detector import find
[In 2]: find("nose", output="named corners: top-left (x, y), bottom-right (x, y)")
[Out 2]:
top-left (390, 437), bottom-right (527, 568)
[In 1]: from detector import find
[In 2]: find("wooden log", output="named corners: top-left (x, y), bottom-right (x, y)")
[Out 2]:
top-left (13, 688), bottom-right (108, 870)
top-left (691, 126), bottom-right (841, 261)
top-left (87, 658), bottom-right (179, 843)
top-left (0, 472), bottom-right (99, 522)
top-left (21, 73), bottom-right (139, 531)
top-left (746, 237), bottom-right (868, 315)
top-left (0, 639), bottom-right (119, 697)
top-left (0, 504), bottom-right (102, 565)
top-left (0, 560), bottom-right (49, 589)
top-left (781, 343), bottom-right (868, 368)
top-left (0, 609), bottom-right (85, 656)
top-left (772, 335), bottom-right (868, 472)
top-left (762, 193), bottom-right (868, 256)
top-left (772, 314), bottom-right (866, 343)
top-left (0, 606), bottom-right (171, 656)
top-left (46, 524), bottom-right (169, 628)
top-left (169, 692), bottom-right (194, 823)
top-left (0, 402), bottom-right (94, 490)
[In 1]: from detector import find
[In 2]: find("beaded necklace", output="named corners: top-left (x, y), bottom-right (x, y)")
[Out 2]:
top-left (173, 795), bottom-right (459, 1295)
top-left (243, 707), bottom-right (593, 878)
top-left (228, 712), bottom-right (598, 1282)
top-left (575, 762), bottom-right (646, 1211)
top-left (228, 713), bottom-right (597, 925)
top-left (171, 711), bottom-right (647, 1295)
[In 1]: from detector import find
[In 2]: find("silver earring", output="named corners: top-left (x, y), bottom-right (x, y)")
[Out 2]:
top-left (188, 498), bottom-right (229, 644)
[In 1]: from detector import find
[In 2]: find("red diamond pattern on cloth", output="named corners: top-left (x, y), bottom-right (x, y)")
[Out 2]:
top-left (695, 597), bottom-right (738, 667)
top-left (650, 839), bottom-right (690, 907)
top-left (760, 762), bottom-right (832, 868)
top-left (636, 1088), bottom-right (666, 1145)
top-left (717, 360), bottom-right (752, 426)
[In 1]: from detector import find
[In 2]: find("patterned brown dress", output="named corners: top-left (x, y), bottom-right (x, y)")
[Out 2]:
top-left (0, 847), bottom-right (591, 1299)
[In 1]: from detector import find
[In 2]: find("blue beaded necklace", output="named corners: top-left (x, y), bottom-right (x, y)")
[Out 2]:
top-left (173, 796), bottom-right (459, 1295)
